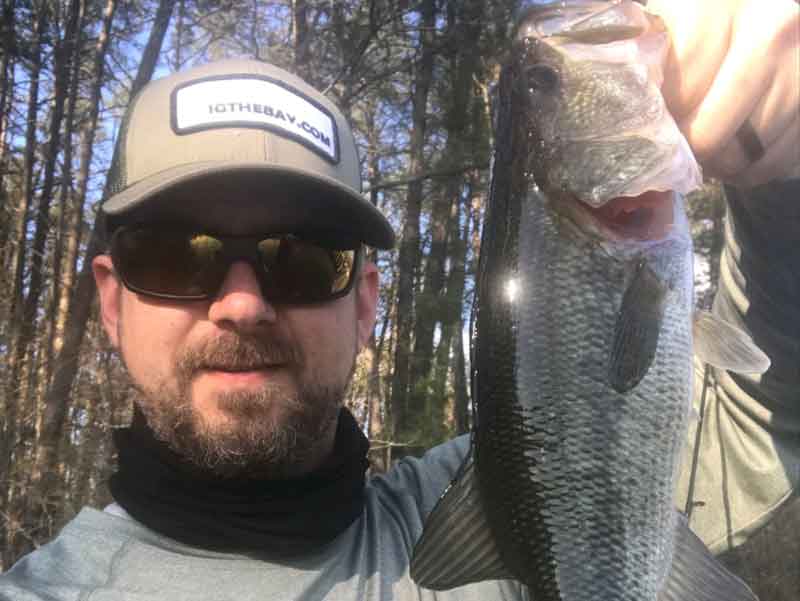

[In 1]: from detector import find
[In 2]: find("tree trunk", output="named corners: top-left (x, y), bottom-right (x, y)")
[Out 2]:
top-left (4, 0), bottom-right (82, 562)
top-left (50, 0), bottom-right (116, 376)
top-left (0, 0), bottom-right (16, 200)
top-left (292, 0), bottom-right (309, 80)
top-left (0, 54), bottom-right (16, 334)
top-left (0, 7), bottom-right (46, 564)
top-left (173, 0), bottom-right (184, 68)
top-left (71, 345), bottom-right (105, 515)
top-left (389, 0), bottom-right (436, 450)
top-left (410, 1), bottom-right (483, 429)
top-left (452, 323), bottom-right (470, 435)
top-left (3, 5), bottom-right (45, 397)
top-left (440, 173), bottom-right (476, 436)
top-left (16, 0), bottom-right (81, 380)
top-left (19, 0), bottom-right (175, 560)
top-left (362, 96), bottom-right (386, 447)
top-left (409, 179), bottom-right (451, 398)
top-left (47, 0), bottom-right (86, 381)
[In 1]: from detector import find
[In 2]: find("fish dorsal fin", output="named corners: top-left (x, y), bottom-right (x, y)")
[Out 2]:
top-left (410, 450), bottom-right (511, 590)
top-left (608, 260), bottom-right (668, 393)
top-left (658, 514), bottom-right (758, 601)
top-left (693, 311), bottom-right (771, 374)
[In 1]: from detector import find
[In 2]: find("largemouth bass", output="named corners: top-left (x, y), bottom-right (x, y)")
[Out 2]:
top-left (411, 2), bottom-right (768, 600)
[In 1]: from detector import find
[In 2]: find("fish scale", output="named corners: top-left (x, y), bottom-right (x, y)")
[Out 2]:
top-left (473, 171), bottom-right (692, 600)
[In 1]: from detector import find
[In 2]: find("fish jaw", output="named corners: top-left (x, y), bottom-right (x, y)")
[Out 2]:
top-left (513, 5), bottom-right (701, 207)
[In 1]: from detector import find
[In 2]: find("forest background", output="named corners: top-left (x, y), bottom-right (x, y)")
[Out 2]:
top-left (0, 0), bottom-right (727, 569)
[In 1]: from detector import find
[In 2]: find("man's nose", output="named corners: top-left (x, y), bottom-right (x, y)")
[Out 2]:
top-left (208, 261), bottom-right (277, 330)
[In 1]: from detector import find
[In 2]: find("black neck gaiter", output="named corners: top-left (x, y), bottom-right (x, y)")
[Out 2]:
top-left (109, 406), bottom-right (370, 557)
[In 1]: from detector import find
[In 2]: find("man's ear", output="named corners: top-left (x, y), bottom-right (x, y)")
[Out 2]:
top-left (355, 260), bottom-right (379, 350)
top-left (92, 254), bottom-right (122, 348)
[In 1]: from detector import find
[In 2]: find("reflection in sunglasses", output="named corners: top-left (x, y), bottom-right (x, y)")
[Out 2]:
top-left (190, 234), bottom-right (223, 259)
top-left (111, 226), bottom-right (361, 303)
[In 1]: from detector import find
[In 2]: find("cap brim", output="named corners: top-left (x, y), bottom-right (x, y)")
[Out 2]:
top-left (102, 161), bottom-right (395, 249)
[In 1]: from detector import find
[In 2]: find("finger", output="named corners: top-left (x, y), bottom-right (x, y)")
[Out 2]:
top-left (746, 28), bottom-right (800, 150)
top-left (648, 0), bottom-right (734, 120)
top-left (703, 121), bottom-right (763, 182)
top-left (703, 92), bottom-right (798, 182)
top-left (734, 115), bottom-right (800, 188)
top-left (679, 0), bottom-right (799, 163)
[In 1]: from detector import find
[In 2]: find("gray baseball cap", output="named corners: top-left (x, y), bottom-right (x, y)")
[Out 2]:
top-left (101, 59), bottom-right (395, 249)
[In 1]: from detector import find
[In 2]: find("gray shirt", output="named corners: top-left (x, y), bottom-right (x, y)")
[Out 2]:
top-left (0, 435), bottom-right (528, 601)
top-left (673, 182), bottom-right (800, 554)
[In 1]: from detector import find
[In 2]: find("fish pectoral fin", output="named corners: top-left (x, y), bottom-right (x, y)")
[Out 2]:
top-left (608, 261), bottom-right (667, 393)
top-left (410, 451), bottom-right (511, 590)
top-left (658, 514), bottom-right (758, 601)
top-left (692, 311), bottom-right (771, 374)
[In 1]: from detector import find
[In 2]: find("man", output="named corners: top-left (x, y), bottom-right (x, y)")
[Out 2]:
top-left (0, 57), bottom-right (528, 601)
top-left (0, 1), bottom-right (797, 599)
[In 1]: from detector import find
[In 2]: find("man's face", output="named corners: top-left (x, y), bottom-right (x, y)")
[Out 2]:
top-left (93, 236), bottom-right (378, 479)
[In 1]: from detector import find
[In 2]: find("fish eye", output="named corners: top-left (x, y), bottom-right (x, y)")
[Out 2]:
top-left (525, 64), bottom-right (559, 93)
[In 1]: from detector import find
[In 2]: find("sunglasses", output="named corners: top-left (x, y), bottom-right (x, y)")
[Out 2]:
top-left (110, 225), bottom-right (362, 304)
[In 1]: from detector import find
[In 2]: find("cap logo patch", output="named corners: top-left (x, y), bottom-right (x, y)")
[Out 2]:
top-left (172, 75), bottom-right (339, 163)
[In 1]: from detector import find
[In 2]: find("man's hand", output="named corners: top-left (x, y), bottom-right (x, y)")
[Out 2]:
top-left (648, 0), bottom-right (799, 188)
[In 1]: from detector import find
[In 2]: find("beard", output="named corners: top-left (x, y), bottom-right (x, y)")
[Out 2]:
top-left (129, 332), bottom-right (355, 479)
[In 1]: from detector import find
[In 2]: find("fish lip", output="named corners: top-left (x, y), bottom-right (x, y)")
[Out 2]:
top-left (516, 1), bottom-right (647, 43)
top-left (553, 189), bottom-right (677, 246)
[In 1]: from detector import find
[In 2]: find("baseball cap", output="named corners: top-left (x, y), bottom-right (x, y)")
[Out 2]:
top-left (101, 59), bottom-right (395, 249)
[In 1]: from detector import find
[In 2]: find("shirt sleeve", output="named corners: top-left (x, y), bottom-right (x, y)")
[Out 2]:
top-left (675, 179), bottom-right (800, 554)
top-left (369, 435), bottom-right (470, 522)
top-left (0, 508), bottom-right (131, 601)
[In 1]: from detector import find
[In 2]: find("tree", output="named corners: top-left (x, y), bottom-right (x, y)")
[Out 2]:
top-left (389, 0), bottom-right (436, 451)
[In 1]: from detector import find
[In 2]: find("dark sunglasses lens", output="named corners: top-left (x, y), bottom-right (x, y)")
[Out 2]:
top-left (113, 229), bottom-right (226, 298)
top-left (258, 238), bottom-right (357, 303)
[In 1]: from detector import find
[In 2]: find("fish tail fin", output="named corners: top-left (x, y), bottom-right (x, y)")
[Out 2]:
top-left (659, 514), bottom-right (759, 601)
top-left (410, 450), bottom-right (512, 590)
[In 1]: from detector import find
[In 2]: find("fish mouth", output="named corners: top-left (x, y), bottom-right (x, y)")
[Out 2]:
top-left (562, 189), bottom-right (675, 243)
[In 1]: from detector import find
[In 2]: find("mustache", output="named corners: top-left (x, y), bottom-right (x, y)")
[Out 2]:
top-left (176, 333), bottom-right (304, 375)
